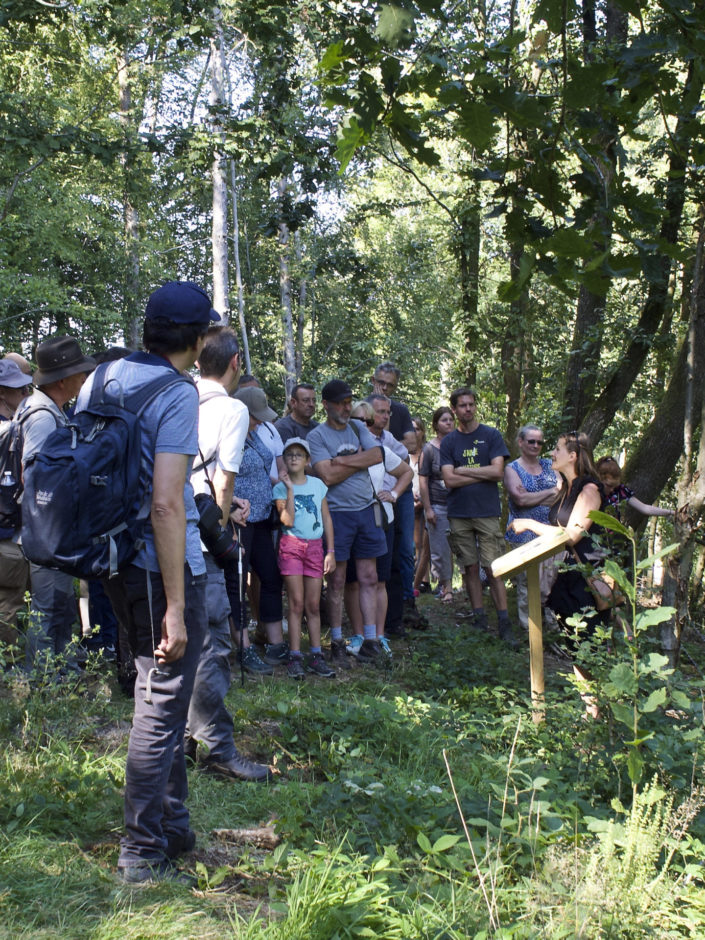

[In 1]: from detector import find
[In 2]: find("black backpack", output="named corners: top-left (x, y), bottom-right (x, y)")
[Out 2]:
top-left (21, 362), bottom-right (191, 579)
top-left (0, 402), bottom-right (55, 532)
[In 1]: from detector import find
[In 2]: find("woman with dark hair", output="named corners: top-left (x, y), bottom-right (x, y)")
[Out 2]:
top-left (418, 406), bottom-right (455, 603)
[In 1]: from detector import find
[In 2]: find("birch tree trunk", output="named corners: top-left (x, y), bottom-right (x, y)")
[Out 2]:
top-left (229, 158), bottom-right (252, 373)
top-left (210, 12), bottom-right (230, 319)
top-left (118, 52), bottom-right (141, 348)
top-left (279, 178), bottom-right (296, 400)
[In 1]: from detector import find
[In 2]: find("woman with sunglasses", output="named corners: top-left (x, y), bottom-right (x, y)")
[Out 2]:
top-left (504, 425), bottom-right (560, 629)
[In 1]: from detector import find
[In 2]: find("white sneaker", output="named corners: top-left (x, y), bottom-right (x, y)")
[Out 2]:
top-left (379, 636), bottom-right (392, 658)
top-left (346, 634), bottom-right (364, 656)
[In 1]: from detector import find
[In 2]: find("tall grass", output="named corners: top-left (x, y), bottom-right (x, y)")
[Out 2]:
top-left (0, 592), bottom-right (704, 938)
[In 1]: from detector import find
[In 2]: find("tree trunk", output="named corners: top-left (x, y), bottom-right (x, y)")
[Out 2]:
top-left (118, 52), bottom-right (141, 349)
top-left (278, 178), bottom-right (296, 400)
top-left (210, 15), bottom-right (230, 319)
top-left (229, 158), bottom-right (252, 374)
top-left (455, 194), bottom-right (480, 387)
top-left (502, 239), bottom-right (527, 452)
top-left (582, 60), bottom-right (703, 445)
top-left (562, 0), bottom-right (626, 430)
top-left (295, 229), bottom-right (306, 380)
top-left (659, 218), bottom-right (705, 665)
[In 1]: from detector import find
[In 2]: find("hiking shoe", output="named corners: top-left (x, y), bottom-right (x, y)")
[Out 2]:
top-left (357, 638), bottom-right (381, 662)
top-left (287, 655), bottom-right (306, 680)
top-left (329, 639), bottom-right (351, 669)
top-left (403, 600), bottom-right (429, 630)
top-left (346, 635), bottom-right (364, 657)
top-left (498, 619), bottom-right (519, 650)
top-left (250, 622), bottom-right (268, 646)
top-left (165, 828), bottom-right (196, 860)
top-left (385, 622), bottom-right (407, 638)
top-left (201, 752), bottom-right (271, 782)
top-left (263, 641), bottom-right (289, 665)
top-left (238, 645), bottom-right (274, 676)
top-left (183, 736), bottom-right (198, 765)
top-left (471, 612), bottom-right (490, 631)
top-left (118, 860), bottom-right (196, 887)
top-left (305, 652), bottom-right (336, 678)
top-left (378, 636), bottom-right (392, 659)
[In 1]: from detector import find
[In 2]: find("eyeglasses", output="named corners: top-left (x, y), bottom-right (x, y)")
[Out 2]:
top-left (284, 452), bottom-right (307, 460)
top-left (525, 438), bottom-right (543, 446)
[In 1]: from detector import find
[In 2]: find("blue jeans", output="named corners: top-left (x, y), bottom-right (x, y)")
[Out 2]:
top-left (395, 489), bottom-right (416, 600)
top-left (384, 489), bottom-right (415, 631)
top-left (105, 564), bottom-right (207, 868)
top-left (186, 554), bottom-right (237, 761)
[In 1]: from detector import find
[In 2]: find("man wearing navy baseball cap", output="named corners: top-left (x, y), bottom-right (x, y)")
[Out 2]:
top-left (75, 281), bottom-right (220, 885)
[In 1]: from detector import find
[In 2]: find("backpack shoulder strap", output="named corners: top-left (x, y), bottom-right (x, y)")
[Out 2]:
top-left (88, 362), bottom-right (192, 416)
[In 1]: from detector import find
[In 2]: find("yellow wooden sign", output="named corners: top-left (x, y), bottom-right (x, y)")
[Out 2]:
top-left (491, 529), bottom-right (571, 722)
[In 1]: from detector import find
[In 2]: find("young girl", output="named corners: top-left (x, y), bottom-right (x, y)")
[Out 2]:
top-left (273, 437), bottom-right (336, 679)
top-left (596, 456), bottom-right (675, 520)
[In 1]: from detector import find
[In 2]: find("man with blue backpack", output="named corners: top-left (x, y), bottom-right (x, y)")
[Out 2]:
top-left (16, 336), bottom-right (95, 675)
top-left (73, 281), bottom-right (218, 885)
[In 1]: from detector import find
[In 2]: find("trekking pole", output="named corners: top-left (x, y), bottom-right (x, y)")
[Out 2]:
top-left (237, 525), bottom-right (246, 688)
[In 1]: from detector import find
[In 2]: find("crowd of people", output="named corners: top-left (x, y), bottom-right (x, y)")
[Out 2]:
top-left (0, 280), bottom-right (675, 884)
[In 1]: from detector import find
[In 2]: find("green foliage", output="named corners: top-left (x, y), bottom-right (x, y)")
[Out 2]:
top-left (1, 576), bottom-right (705, 939)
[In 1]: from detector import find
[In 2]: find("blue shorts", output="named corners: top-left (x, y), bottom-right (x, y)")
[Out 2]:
top-left (330, 505), bottom-right (387, 563)
top-left (346, 523), bottom-right (394, 583)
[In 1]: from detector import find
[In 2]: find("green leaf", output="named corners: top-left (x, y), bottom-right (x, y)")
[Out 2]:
top-left (635, 608), bottom-right (675, 632)
top-left (670, 689), bottom-right (692, 710)
top-left (602, 559), bottom-right (635, 603)
top-left (533, 0), bottom-right (570, 33)
top-left (417, 831), bottom-right (433, 853)
top-left (627, 748), bottom-right (644, 785)
top-left (610, 702), bottom-right (636, 728)
top-left (641, 686), bottom-right (667, 713)
top-left (335, 117), bottom-right (368, 172)
top-left (607, 662), bottom-right (638, 696)
top-left (433, 834), bottom-right (462, 853)
top-left (640, 652), bottom-right (672, 675)
top-left (319, 41), bottom-right (347, 72)
top-left (636, 543), bottom-right (679, 571)
top-left (376, 4), bottom-right (416, 45)
top-left (457, 100), bottom-right (497, 152)
top-left (588, 509), bottom-right (632, 538)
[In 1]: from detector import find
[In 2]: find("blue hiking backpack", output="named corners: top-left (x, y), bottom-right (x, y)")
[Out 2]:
top-left (21, 361), bottom-right (191, 579)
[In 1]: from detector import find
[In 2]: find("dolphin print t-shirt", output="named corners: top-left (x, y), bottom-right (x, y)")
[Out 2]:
top-left (272, 475), bottom-right (328, 540)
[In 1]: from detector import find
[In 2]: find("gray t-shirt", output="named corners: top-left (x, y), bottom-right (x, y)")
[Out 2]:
top-left (307, 419), bottom-right (381, 512)
top-left (18, 389), bottom-right (66, 467)
top-left (274, 413), bottom-right (319, 443)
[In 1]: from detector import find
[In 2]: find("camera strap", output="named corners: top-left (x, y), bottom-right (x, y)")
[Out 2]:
top-left (197, 447), bottom-right (220, 505)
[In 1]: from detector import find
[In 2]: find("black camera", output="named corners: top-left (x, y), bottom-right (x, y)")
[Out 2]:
top-left (194, 493), bottom-right (239, 569)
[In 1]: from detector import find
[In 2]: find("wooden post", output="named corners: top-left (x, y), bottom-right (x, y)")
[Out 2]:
top-left (526, 562), bottom-right (544, 723)
top-left (491, 529), bottom-right (570, 725)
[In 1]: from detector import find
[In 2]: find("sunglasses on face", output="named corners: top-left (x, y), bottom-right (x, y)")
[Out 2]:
top-left (525, 439), bottom-right (544, 446)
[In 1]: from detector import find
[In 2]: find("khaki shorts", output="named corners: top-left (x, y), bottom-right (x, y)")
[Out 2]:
top-left (447, 516), bottom-right (505, 568)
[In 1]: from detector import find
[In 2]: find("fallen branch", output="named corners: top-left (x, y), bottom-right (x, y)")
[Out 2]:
top-left (211, 826), bottom-right (280, 849)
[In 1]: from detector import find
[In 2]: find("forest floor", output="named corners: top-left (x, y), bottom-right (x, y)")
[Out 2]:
top-left (1, 586), bottom-right (705, 939)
